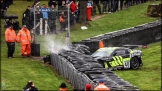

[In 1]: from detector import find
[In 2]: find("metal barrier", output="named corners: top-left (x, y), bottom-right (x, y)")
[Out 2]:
top-left (32, 10), bottom-right (69, 35)
top-left (50, 49), bottom-right (140, 90)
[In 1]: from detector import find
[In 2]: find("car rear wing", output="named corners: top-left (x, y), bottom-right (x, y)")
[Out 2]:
top-left (123, 45), bottom-right (147, 49)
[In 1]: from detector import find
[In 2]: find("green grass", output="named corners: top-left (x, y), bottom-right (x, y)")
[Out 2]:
top-left (1, 1), bottom-right (73, 90)
top-left (114, 42), bottom-right (161, 90)
top-left (70, 1), bottom-right (161, 42)
top-left (1, 1), bottom-right (161, 90)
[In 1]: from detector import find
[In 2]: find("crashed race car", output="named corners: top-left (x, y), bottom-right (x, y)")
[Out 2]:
top-left (91, 45), bottom-right (147, 70)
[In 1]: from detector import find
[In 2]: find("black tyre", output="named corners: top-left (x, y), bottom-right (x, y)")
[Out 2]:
top-left (130, 57), bottom-right (140, 69)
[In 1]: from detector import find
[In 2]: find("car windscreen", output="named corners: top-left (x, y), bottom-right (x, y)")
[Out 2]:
top-left (91, 51), bottom-right (112, 57)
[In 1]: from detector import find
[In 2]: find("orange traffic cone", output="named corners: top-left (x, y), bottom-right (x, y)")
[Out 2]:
top-left (99, 40), bottom-right (104, 48)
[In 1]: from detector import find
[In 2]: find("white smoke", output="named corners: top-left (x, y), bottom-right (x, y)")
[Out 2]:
top-left (43, 35), bottom-right (70, 54)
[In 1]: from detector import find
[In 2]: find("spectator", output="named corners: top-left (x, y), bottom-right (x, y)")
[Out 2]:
top-left (92, 0), bottom-right (102, 15)
top-left (4, 0), bottom-right (13, 7)
top-left (32, 0), bottom-right (38, 7)
top-left (85, 84), bottom-right (92, 91)
top-left (107, 0), bottom-right (112, 13)
top-left (5, 18), bottom-right (20, 31)
top-left (110, 0), bottom-right (115, 12)
top-left (48, 5), bottom-right (57, 34)
top-left (59, 82), bottom-right (68, 91)
top-left (57, 0), bottom-right (64, 10)
top-left (60, 0), bottom-right (68, 24)
top-left (75, 1), bottom-right (79, 23)
top-left (6, 18), bottom-right (13, 28)
top-left (69, 0), bottom-right (76, 14)
top-left (124, 0), bottom-right (130, 8)
top-left (113, 0), bottom-right (119, 12)
top-left (135, 0), bottom-right (140, 5)
top-left (22, 6), bottom-right (33, 30)
top-left (0, 0), bottom-right (8, 18)
top-left (39, 4), bottom-right (50, 35)
top-left (69, 0), bottom-right (76, 25)
top-left (94, 79), bottom-right (110, 91)
top-left (48, 0), bottom-right (57, 8)
top-left (60, 0), bottom-right (68, 15)
top-left (60, 11), bottom-right (67, 32)
top-left (86, 0), bottom-right (93, 21)
top-left (35, 5), bottom-right (42, 35)
top-left (120, 0), bottom-right (124, 10)
top-left (22, 80), bottom-right (38, 91)
top-left (101, 0), bottom-right (108, 14)
top-left (16, 25), bottom-right (31, 57)
top-left (5, 25), bottom-right (16, 58)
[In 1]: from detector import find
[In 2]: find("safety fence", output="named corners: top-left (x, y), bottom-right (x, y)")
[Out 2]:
top-left (49, 46), bottom-right (139, 90)
top-left (30, 9), bottom-right (71, 35)
top-left (72, 19), bottom-right (162, 53)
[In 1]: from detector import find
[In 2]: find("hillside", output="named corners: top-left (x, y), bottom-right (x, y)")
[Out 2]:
top-left (1, 1), bottom-right (161, 90)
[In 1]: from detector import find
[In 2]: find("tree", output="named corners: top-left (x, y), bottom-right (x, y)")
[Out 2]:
top-left (78, 0), bottom-right (87, 24)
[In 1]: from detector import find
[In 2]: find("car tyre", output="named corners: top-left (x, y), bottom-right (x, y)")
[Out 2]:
top-left (130, 57), bottom-right (140, 69)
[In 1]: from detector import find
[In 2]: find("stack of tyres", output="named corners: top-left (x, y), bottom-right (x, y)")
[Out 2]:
top-left (117, 81), bottom-right (132, 86)
top-left (77, 67), bottom-right (92, 73)
top-left (50, 45), bottom-right (140, 90)
top-left (72, 41), bottom-right (85, 45)
top-left (110, 86), bottom-right (140, 91)
top-left (134, 25), bottom-right (145, 31)
top-left (81, 39), bottom-right (99, 53)
top-left (84, 71), bottom-right (103, 80)
top-left (103, 34), bottom-right (113, 47)
top-left (70, 44), bottom-right (91, 55)
top-left (89, 74), bottom-right (106, 80)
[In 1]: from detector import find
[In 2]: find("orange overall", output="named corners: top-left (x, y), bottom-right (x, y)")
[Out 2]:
top-left (16, 27), bottom-right (31, 56)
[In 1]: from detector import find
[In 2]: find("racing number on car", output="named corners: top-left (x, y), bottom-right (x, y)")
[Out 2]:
top-left (124, 61), bottom-right (130, 68)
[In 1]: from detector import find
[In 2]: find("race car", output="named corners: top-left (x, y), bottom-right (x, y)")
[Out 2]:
top-left (91, 45), bottom-right (147, 70)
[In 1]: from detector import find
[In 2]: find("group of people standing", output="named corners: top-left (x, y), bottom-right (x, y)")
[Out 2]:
top-left (22, 79), bottom-right (110, 91)
top-left (22, 0), bottom-right (76, 35)
top-left (92, 0), bottom-right (150, 15)
top-left (5, 24), bottom-right (31, 58)
top-left (59, 79), bottom-right (110, 91)
top-left (0, 0), bottom-right (13, 18)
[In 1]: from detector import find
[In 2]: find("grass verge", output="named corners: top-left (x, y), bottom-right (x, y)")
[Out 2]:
top-left (1, 1), bottom-right (161, 90)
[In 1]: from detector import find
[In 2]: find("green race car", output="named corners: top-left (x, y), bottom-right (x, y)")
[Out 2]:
top-left (91, 45), bottom-right (146, 70)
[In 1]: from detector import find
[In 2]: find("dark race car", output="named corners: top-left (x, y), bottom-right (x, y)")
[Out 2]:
top-left (91, 45), bottom-right (147, 70)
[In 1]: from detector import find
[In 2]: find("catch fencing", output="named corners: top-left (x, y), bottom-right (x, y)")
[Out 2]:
top-left (50, 49), bottom-right (139, 90)
top-left (31, 9), bottom-right (70, 36)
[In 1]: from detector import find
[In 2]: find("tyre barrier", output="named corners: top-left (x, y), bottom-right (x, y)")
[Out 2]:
top-left (49, 47), bottom-right (140, 90)
top-left (72, 19), bottom-right (162, 53)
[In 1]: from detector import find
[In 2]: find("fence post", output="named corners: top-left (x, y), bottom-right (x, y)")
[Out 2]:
top-left (67, 1), bottom-right (73, 46)
top-left (33, 2), bottom-right (40, 44)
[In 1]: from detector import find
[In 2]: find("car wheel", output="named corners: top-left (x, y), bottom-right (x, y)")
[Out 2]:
top-left (130, 57), bottom-right (140, 69)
